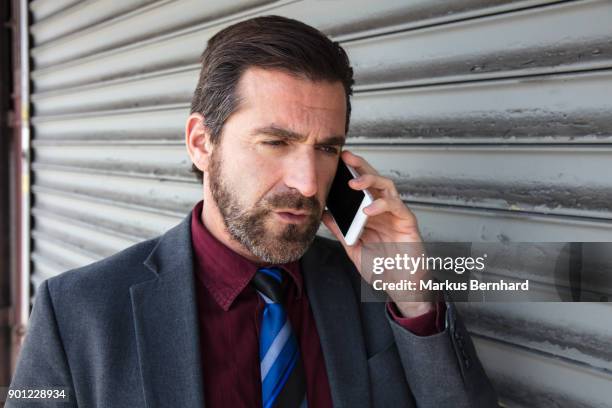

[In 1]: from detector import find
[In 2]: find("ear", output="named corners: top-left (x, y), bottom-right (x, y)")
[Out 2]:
top-left (185, 112), bottom-right (214, 173)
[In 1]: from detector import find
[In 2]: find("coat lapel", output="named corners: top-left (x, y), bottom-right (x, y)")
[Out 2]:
top-left (130, 215), bottom-right (206, 408)
top-left (301, 238), bottom-right (372, 408)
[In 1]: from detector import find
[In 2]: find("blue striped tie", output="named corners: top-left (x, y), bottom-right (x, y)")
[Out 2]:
top-left (252, 267), bottom-right (307, 408)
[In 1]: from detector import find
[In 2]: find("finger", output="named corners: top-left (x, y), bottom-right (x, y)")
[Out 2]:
top-left (360, 225), bottom-right (384, 243)
top-left (341, 150), bottom-right (379, 176)
top-left (350, 174), bottom-right (399, 197)
top-left (364, 197), bottom-right (414, 220)
top-left (362, 218), bottom-right (421, 242)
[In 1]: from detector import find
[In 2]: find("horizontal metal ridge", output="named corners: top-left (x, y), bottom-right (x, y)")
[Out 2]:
top-left (31, 184), bottom-right (188, 219)
top-left (31, 162), bottom-right (194, 183)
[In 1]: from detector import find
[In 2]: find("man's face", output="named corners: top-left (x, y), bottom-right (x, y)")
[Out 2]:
top-left (207, 67), bottom-right (347, 264)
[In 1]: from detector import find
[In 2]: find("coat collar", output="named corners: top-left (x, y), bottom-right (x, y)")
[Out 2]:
top-left (130, 213), bottom-right (206, 408)
top-left (130, 213), bottom-right (371, 408)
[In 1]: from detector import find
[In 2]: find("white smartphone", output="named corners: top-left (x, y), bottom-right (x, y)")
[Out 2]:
top-left (326, 160), bottom-right (374, 246)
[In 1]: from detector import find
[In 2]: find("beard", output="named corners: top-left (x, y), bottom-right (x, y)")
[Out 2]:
top-left (207, 148), bottom-right (322, 264)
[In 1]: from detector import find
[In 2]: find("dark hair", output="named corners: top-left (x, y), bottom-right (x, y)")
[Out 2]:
top-left (189, 15), bottom-right (354, 182)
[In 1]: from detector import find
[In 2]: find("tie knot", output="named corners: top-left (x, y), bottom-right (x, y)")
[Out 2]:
top-left (252, 267), bottom-right (285, 304)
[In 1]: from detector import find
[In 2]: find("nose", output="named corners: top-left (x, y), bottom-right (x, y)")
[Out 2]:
top-left (283, 148), bottom-right (318, 198)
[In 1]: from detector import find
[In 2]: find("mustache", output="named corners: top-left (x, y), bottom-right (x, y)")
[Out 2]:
top-left (265, 193), bottom-right (320, 213)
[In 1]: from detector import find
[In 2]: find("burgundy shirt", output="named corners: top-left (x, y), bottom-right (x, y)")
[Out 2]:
top-left (190, 201), bottom-right (445, 407)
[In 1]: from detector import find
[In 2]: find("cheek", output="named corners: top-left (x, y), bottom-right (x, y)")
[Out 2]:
top-left (232, 151), bottom-right (281, 200)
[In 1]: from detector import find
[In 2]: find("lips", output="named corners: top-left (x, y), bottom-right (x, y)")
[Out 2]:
top-left (274, 210), bottom-right (309, 223)
top-left (275, 209), bottom-right (309, 216)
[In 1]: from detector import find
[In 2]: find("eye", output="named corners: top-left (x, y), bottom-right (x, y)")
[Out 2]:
top-left (317, 145), bottom-right (339, 154)
top-left (262, 140), bottom-right (287, 147)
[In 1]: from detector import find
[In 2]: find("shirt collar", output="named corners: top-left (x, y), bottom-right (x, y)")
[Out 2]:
top-left (190, 200), bottom-right (303, 311)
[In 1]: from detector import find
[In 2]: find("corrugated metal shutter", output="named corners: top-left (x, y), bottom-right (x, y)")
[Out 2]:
top-left (28, 0), bottom-right (612, 406)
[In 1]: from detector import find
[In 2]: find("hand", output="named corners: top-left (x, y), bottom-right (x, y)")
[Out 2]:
top-left (322, 150), bottom-right (434, 318)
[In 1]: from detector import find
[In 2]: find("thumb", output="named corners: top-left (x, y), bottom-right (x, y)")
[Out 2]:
top-left (322, 210), bottom-right (361, 274)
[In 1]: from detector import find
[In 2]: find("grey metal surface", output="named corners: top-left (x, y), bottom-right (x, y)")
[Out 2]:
top-left (27, 0), bottom-right (612, 406)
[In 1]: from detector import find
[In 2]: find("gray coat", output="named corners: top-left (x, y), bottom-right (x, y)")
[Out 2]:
top-left (8, 213), bottom-right (499, 407)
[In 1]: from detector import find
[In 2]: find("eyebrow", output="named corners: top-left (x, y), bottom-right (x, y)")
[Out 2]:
top-left (252, 125), bottom-right (346, 146)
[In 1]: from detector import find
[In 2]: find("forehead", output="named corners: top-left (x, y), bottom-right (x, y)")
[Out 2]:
top-left (234, 67), bottom-right (347, 132)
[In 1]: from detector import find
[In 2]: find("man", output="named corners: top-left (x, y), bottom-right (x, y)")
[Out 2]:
top-left (8, 16), bottom-right (498, 407)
